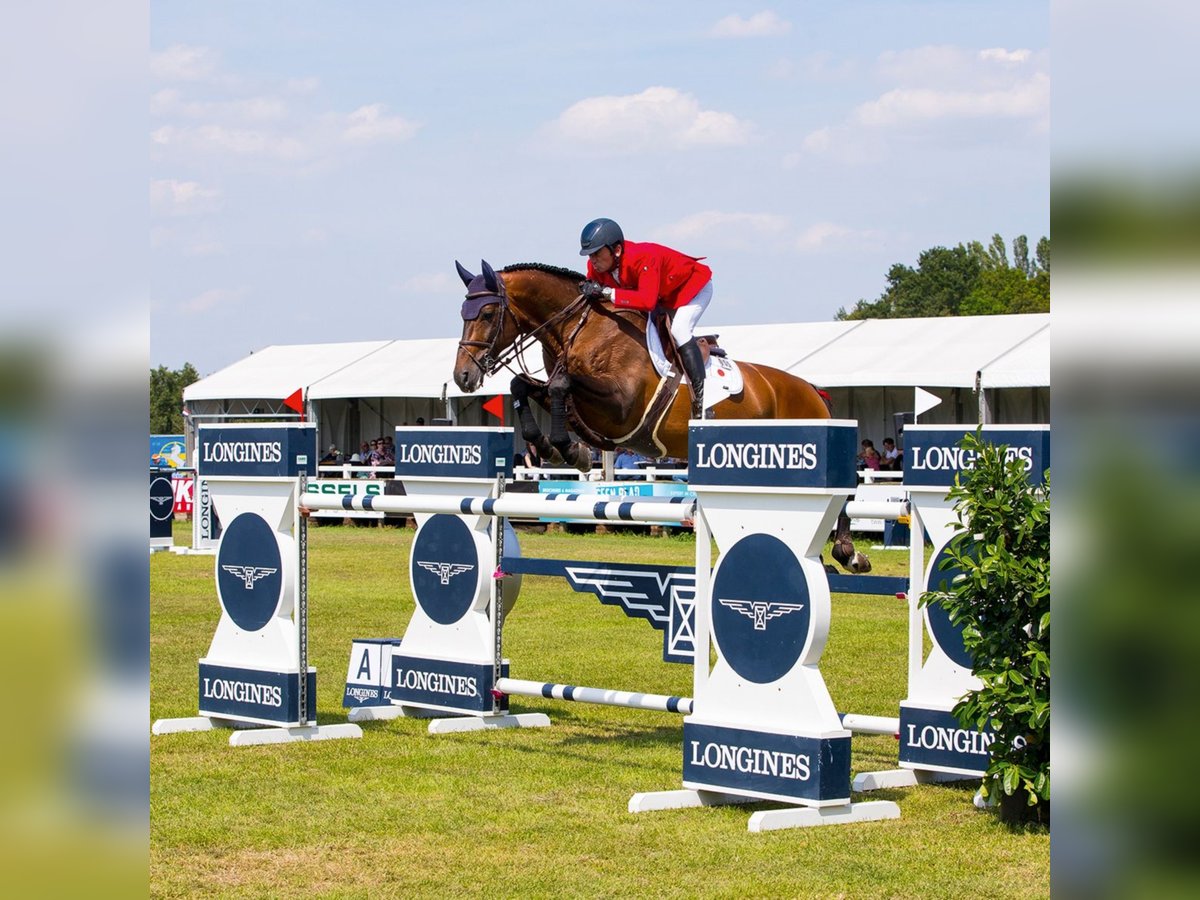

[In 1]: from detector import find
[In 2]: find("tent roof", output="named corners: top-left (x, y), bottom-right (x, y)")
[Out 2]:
top-left (782, 314), bottom-right (1049, 388)
top-left (306, 338), bottom-right (544, 400)
top-left (977, 321), bottom-right (1050, 388)
top-left (182, 314), bottom-right (1049, 403)
top-left (182, 341), bottom-right (391, 401)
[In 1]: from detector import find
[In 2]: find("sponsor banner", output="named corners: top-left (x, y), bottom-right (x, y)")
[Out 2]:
top-left (151, 434), bottom-right (186, 469)
top-left (150, 471), bottom-right (175, 541)
top-left (198, 662), bottom-right (316, 725)
top-left (197, 476), bottom-right (221, 545)
top-left (898, 705), bottom-right (992, 774)
top-left (173, 473), bottom-right (194, 515)
top-left (196, 424), bottom-right (317, 478)
top-left (687, 422), bottom-right (857, 489)
top-left (903, 426), bottom-right (1050, 488)
top-left (392, 427), bottom-right (512, 480)
top-left (390, 654), bottom-right (506, 714)
top-left (304, 480), bottom-right (386, 499)
top-left (343, 638), bottom-right (402, 708)
top-left (683, 722), bottom-right (851, 804)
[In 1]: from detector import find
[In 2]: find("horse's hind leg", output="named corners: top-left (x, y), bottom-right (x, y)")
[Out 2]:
top-left (830, 502), bottom-right (871, 574)
top-left (510, 376), bottom-right (555, 461)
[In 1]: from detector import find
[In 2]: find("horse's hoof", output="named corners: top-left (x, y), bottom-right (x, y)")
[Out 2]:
top-left (568, 445), bottom-right (592, 473)
top-left (850, 552), bottom-right (872, 574)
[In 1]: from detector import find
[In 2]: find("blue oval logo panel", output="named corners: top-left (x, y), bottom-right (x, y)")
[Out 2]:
top-left (925, 544), bottom-right (973, 669)
top-left (216, 513), bottom-right (284, 632)
top-left (711, 534), bottom-right (810, 684)
top-left (150, 475), bottom-right (175, 522)
top-left (411, 514), bottom-right (480, 625)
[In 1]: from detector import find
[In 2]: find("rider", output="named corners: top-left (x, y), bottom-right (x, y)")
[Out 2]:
top-left (577, 217), bottom-right (714, 419)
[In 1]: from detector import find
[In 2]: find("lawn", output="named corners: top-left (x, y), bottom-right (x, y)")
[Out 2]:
top-left (151, 520), bottom-right (1049, 898)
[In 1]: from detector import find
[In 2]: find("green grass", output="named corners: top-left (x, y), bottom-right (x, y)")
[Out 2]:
top-left (152, 521), bottom-right (1049, 898)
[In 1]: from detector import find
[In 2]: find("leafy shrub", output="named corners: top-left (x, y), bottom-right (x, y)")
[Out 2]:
top-left (921, 430), bottom-right (1050, 824)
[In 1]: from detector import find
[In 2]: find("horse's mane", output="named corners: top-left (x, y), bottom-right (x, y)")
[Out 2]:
top-left (502, 262), bottom-right (586, 283)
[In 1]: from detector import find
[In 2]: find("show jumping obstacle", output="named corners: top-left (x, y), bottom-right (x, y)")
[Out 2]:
top-left (151, 423), bottom-right (362, 746)
top-left (853, 424), bottom-right (1051, 791)
top-left (308, 422), bottom-right (900, 832)
top-left (151, 420), bottom-right (1048, 829)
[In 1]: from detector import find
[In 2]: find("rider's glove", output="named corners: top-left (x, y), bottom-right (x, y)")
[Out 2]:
top-left (579, 280), bottom-right (610, 301)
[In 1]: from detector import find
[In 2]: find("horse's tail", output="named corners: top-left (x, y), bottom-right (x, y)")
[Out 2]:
top-left (816, 387), bottom-right (834, 415)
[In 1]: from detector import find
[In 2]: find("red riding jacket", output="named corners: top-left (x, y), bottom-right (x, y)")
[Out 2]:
top-left (587, 241), bottom-right (712, 311)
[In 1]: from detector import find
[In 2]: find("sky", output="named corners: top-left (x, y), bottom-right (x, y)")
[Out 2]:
top-left (150, 1), bottom-right (1050, 377)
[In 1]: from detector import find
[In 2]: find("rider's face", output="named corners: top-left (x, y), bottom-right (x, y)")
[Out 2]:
top-left (589, 245), bottom-right (618, 275)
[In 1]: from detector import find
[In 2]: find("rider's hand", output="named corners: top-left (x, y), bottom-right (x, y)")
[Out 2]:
top-left (579, 280), bottom-right (609, 301)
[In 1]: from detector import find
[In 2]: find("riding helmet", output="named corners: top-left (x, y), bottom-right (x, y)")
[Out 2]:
top-left (579, 218), bottom-right (624, 256)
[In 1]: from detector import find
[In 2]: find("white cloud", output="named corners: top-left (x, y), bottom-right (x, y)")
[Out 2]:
top-left (653, 211), bottom-right (789, 245)
top-left (150, 179), bottom-right (222, 216)
top-left (151, 89), bottom-right (288, 122)
top-left (151, 44), bottom-right (219, 81)
top-left (179, 287), bottom-right (245, 314)
top-left (853, 73), bottom-right (1050, 126)
top-left (980, 47), bottom-right (1032, 64)
top-left (152, 123), bottom-right (310, 161)
top-left (710, 11), bottom-right (792, 38)
top-left (150, 46), bottom-right (418, 171)
top-left (341, 104), bottom-right (421, 144)
top-left (545, 87), bottom-right (751, 153)
top-left (797, 44), bottom-right (1049, 159)
top-left (795, 222), bottom-right (862, 252)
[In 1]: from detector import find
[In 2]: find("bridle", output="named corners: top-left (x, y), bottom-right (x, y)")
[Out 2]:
top-left (457, 274), bottom-right (593, 381)
top-left (456, 277), bottom-right (513, 380)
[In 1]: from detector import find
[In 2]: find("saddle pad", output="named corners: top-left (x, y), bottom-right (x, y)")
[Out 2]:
top-left (646, 325), bottom-right (744, 411)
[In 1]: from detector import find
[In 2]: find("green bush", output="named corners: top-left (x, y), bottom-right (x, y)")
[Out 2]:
top-left (921, 430), bottom-right (1050, 825)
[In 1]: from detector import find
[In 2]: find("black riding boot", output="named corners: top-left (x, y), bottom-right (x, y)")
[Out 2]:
top-left (678, 338), bottom-right (707, 419)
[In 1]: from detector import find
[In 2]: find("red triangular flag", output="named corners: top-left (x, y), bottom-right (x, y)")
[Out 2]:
top-left (283, 388), bottom-right (305, 418)
top-left (482, 394), bottom-right (505, 424)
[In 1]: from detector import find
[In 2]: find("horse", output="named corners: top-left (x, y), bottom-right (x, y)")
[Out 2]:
top-left (451, 259), bottom-right (870, 573)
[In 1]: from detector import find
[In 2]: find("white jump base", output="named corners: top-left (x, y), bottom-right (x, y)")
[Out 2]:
top-left (627, 790), bottom-right (900, 831)
top-left (152, 715), bottom-right (363, 746)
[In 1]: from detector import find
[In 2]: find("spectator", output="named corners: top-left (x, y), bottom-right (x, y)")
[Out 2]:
top-left (857, 439), bottom-right (881, 471)
top-left (615, 448), bottom-right (643, 481)
top-left (348, 452), bottom-right (364, 477)
top-left (522, 441), bottom-right (543, 478)
top-left (415, 416), bottom-right (425, 426)
top-left (880, 437), bottom-right (902, 471)
top-left (320, 444), bottom-right (340, 465)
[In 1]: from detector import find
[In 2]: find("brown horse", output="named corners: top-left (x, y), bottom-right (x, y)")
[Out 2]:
top-left (452, 259), bottom-right (869, 573)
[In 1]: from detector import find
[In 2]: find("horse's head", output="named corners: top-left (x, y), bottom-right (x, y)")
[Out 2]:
top-left (453, 259), bottom-right (518, 392)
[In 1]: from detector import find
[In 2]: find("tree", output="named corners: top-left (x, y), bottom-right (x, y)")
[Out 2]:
top-left (836, 234), bottom-right (1050, 320)
top-left (837, 245), bottom-right (981, 319)
top-left (150, 363), bottom-right (199, 434)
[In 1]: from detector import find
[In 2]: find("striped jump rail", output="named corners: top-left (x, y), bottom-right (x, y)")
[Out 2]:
top-left (494, 678), bottom-right (693, 715)
top-left (302, 492), bottom-right (696, 524)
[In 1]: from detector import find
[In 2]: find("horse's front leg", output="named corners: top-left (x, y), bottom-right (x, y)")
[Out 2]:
top-left (547, 372), bottom-right (592, 473)
top-left (510, 376), bottom-right (555, 461)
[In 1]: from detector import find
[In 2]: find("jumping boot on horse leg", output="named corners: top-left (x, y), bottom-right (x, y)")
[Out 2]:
top-left (678, 338), bottom-right (709, 419)
top-left (547, 373), bottom-right (592, 473)
top-left (510, 376), bottom-right (555, 462)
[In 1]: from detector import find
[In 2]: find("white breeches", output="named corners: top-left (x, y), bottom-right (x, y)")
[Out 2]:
top-left (670, 280), bottom-right (713, 345)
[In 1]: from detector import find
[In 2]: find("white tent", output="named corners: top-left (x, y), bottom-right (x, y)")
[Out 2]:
top-left (181, 314), bottom-right (1049, 455)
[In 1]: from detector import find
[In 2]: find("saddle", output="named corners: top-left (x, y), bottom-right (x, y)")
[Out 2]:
top-left (650, 309), bottom-right (726, 373)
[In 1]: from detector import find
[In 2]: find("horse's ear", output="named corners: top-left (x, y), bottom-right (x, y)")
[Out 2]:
top-left (481, 259), bottom-right (499, 293)
top-left (455, 260), bottom-right (475, 287)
